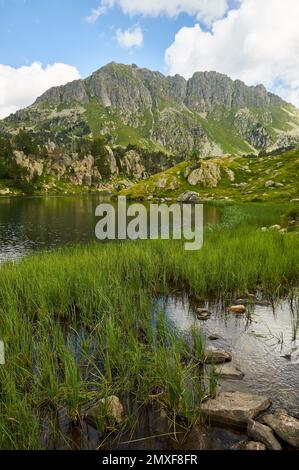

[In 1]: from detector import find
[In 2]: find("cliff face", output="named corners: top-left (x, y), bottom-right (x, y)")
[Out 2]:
top-left (1, 62), bottom-right (299, 156)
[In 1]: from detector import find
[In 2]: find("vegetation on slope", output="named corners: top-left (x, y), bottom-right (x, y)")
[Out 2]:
top-left (120, 149), bottom-right (299, 203)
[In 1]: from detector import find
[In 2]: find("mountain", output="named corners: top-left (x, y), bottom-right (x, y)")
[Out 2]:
top-left (1, 62), bottom-right (299, 156)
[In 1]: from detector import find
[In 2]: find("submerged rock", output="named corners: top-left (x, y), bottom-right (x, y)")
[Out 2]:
top-left (85, 396), bottom-right (124, 427)
top-left (233, 440), bottom-right (266, 451)
top-left (201, 391), bottom-right (271, 428)
top-left (204, 348), bottom-right (232, 364)
top-left (196, 308), bottom-right (211, 320)
top-left (247, 419), bottom-right (282, 450)
top-left (208, 334), bottom-right (221, 341)
top-left (262, 409), bottom-right (299, 448)
top-left (214, 363), bottom-right (244, 380)
top-left (227, 305), bottom-right (246, 314)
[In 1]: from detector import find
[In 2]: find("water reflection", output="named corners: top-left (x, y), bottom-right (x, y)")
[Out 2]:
top-left (0, 195), bottom-right (222, 263)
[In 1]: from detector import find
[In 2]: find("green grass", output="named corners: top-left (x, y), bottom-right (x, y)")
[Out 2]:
top-left (0, 218), bottom-right (298, 448)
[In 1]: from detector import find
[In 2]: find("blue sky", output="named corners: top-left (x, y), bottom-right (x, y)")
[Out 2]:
top-left (1, 0), bottom-right (299, 118)
top-left (0, 0), bottom-right (198, 76)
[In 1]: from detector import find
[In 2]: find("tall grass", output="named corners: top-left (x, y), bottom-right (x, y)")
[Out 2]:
top-left (0, 225), bottom-right (298, 448)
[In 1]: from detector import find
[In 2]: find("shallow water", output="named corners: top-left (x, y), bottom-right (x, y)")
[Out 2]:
top-left (162, 295), bottom-right (299, 416)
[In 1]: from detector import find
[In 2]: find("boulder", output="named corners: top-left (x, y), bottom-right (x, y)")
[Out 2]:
top-left (204, 349), bottom-right (232, 364)
top-left (214, 363), bottom-right (244, 380)
top-left (177, 191), bottom-right (201, 204)
top-left (201, 391), bottom-right (271, 428)
top-left (85, 396), bottom-right (124, 427)
top-left (247, 419), bottom-right (282, 450)
top-left (262, 409), bottom-right (299, 448)
top-left (0, 188), bottom-right (10, 196)
top-left (227, 305), bottom-right (246, 314)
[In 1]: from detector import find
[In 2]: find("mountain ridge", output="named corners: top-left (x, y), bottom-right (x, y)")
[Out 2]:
top-left (2, 62), bottom-right (299, 156)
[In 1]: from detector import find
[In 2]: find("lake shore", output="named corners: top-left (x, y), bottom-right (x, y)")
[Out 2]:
top-left (0, 216), bottom-right (298, 449)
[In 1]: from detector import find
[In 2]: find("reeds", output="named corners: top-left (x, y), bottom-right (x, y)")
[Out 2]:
top-left (0, 224), bottom-right (298, 448)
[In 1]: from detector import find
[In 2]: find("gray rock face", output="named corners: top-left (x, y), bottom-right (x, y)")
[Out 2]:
top-left (2, 62), bottom-right (298, 157)
top-left (262, 409), bottom-right (299, 448)
top-left (201, 391), bottom-right (271, 428)
top-left (247, 419), bottom-right (282, 450)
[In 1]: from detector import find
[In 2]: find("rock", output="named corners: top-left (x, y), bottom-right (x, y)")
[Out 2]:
top-left (214, 363), bottom-right (245, 380)
top-left (196, 308), bottom-right (211, 320)
top-left (201, 391), bottom-right (271, 428)
top-left (269, 225), bottom-right (281, 231)
top-left (177, 191), bottom-right (201, 204)
top-left (85, 396), bottom-right (124, 427)
top-left (204, 348), bottom-right (232, 364)
top-left (208, 334), bottom-right (220, 341)
top-left (247, 419), bottom-right (282, 450)
top-left (265, 180), bottom-right (275, 188)
top-left (227, 305), bottom-right (246, 314)
top-left (279, 228), bottom-right (287, 235)
top-left (233, 440), bottom-right (267, 451)
top-left (188, 161), bottom-right (221, 188)
top-left (0, 188), bottom-right (10, 196)
top-left (262, 409), bottom-right (299, 448)
top-left (261, 227), bottom-right (268, 232)
top-left (154, 408), bottom-right (172, 435)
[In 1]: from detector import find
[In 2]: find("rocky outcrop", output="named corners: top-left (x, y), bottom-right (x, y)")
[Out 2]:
top-left (262, 409), bottom-right (299, 448)
top-left (188, 161), bottom-right (222, 188)
top-left (13, 150), bottom-right (44, 181)
top-left (201, 391), bottom-right (271, 428)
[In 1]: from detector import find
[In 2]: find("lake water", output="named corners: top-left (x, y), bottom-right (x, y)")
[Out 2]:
top-left (0, 194), bottom-right (222, 263)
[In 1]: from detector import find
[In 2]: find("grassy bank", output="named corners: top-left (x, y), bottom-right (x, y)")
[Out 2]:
top-left (0, 222), bottom-right (298, 449)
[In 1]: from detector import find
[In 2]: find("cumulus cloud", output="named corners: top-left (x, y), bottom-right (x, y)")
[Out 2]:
top-left (0, 62), bottom-right (80, 119)
top-left (86, 0), bottom-right (229, 26)
top-left (165, 0), bottom-right (299, 107)
top-left (116, 26), bottom-right (143, 48)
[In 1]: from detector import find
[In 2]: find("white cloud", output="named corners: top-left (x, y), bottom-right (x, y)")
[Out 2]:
top-left (87, 0), bottom-right (229, 26)
top-left (0, 62), bottom-right (80, 119)
top-left (165, 0), bottom-right (299, 107)
top-left (85, 4), bottom-right (107, 23)
top-left (116, 26), bottom-right (143, 48)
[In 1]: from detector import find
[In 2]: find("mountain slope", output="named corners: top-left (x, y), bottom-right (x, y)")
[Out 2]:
top-left (119, 149), bottom-right (299, 203)
top-left (1, 62), bottom-right (299, 156)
